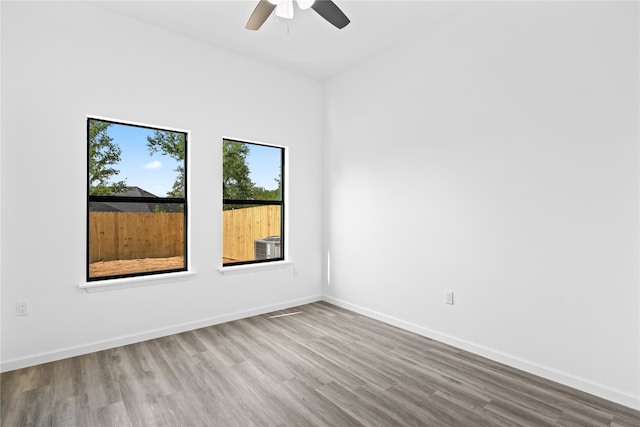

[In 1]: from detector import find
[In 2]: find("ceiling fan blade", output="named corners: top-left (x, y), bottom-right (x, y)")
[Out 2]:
top-left (246, 0), bottom-right (277, 31)
top-left (311, 0), bottom-right (350, 29)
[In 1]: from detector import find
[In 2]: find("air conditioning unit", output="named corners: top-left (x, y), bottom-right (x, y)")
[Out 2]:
top-left (254, 236), bottom-right (281, 260)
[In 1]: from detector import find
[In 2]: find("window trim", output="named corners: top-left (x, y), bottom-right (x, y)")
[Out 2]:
top-left (86, 116), bottom-right (189, 282)
top-left (217, 260), bottom-right (291, 275)
top-left (222, 138), bottom-right (286, 267)
top-left (79, 271), bottom-right (196, 293)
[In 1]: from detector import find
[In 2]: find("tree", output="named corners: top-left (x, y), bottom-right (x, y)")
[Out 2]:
top-left (252, 174), bottom-right (281, 201)
top-left (88, 120), bottom-right (126, 195)
top-left (223, 140), bottom-right (254, 200)
top-left (147, 130), bottom-right (185, 198)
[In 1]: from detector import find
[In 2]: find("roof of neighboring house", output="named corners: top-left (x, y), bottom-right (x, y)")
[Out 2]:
top-left (114, 186), bottom-right (160, 199)
top-left (89, 186), bottom-right (182, 213)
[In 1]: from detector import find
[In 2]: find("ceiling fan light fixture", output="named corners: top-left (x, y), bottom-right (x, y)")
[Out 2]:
top-left (267, 0), bottom-right (281, 5)
top-left (275, 0), bottom-right (294, 19)
top-left (296, 0), bottom-right (315, 10)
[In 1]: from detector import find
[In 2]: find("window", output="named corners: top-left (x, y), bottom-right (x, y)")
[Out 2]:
top-left (222, 139), bottom-right (284, 266)
top-left (87, 118), bottom-right (187, 281)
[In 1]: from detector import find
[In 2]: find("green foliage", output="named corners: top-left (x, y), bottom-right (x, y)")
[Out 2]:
top-left (222, 141), bottom-right (283, 210)
top-left (147, 130), bottom-right (186, 198)
top-left (252, 185), bottom-right (280, 201)
top-left (88, 119), bottom-right (127, 196)
top-left (223, 140), bottom-right (254, 200)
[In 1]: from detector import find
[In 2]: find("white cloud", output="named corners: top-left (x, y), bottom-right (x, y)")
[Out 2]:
top-left (144, 160), bottom-right (162, 170)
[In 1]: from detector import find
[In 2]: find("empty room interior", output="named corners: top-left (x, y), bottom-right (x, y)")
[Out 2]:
top-left (1, 0), bottom-right (639, 425)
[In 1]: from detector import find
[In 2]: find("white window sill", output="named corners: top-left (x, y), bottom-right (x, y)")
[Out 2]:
top-left (218, 261), bottom-right (291, 275)
top-left (79, 271), bottom-right (195, 293)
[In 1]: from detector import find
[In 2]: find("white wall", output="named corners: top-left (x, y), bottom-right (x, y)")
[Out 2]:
top-left (324, 1), bottom-right (639, 409)
top-left (0, 1), bottom-right (324, 369)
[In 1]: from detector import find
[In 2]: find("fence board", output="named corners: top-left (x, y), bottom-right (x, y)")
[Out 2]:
top-left (222, 205), bottom-right (281, 263)
top-left (89, 212), bottom-right (184, 263)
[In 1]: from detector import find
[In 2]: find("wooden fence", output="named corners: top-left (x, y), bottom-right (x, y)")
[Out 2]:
top-left (89, 206), bottom-right (280, 264)
top-left (89, 212), bottom-right (184, 263)
top-left (223, 205), bottom-right (281, 263)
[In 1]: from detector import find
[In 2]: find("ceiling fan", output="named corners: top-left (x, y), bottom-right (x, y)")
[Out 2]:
top-left (246, 0), bottom-right (350, 31)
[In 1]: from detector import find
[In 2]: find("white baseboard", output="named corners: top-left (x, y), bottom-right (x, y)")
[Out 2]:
top-left (322, 295), bottom-right (640, 411)
top-left (1, 295), bottom-right (322, 373)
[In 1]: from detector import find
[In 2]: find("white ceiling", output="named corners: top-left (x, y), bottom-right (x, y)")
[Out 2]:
top-left (90, 1), bottom-right (474, 81)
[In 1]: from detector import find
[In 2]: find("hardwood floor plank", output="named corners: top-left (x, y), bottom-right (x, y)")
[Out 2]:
top-left (354, 384), bottom-right (428, 426)
top-left (316, 380), bottom-right (402, 426)
top-left (0, 379), bottom-right (30, 427)
top-left (484, 397), bottom-right (558, 426)
top-left (94, 349), bottom-right (124, 406)
top-left (94, 401), bottom-right (133, 427)
top-left (53, 393), bottom-right (90, 427)
top-left (21, 386), bottom-right (55, 426)
top-left (278, 378), bottom-right (364, 427)
top-left (2, 301), bottom-right (639, 426)
top-left (268, 332), bottom-right (368, 391)
top-left (612, 412), bottom-right (640, 427)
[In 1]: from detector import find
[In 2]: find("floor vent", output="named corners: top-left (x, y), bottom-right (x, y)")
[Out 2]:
top-left (268, 311), bottom-right (302, 319)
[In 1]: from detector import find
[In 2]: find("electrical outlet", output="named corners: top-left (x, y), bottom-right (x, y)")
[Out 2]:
top-left (16, 300), bottom-right (29, 316)
top-left (445, 291), bottom-right (454, 305)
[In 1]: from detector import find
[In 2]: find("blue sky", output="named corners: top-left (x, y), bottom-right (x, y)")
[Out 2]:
top-left (104, 123), bottom-right (281, 196)
top-left (245, 143), bottom-right (282, 190)
top-left (106, 123), bottom-right (180, 197)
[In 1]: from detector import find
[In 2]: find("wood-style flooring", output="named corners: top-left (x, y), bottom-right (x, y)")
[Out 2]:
top-left (2, 301), bottom-right (639, 426)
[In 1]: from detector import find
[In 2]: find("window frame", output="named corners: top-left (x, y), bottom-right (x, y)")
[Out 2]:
top-left (222, 138), bottom-right (285, 267)
top-left (86, 117), bottom-right (188, 282)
